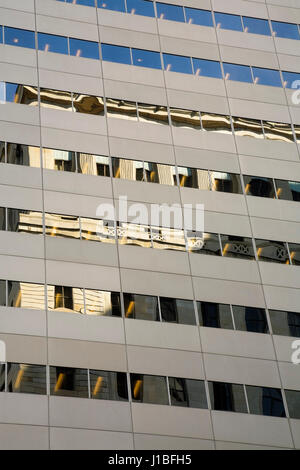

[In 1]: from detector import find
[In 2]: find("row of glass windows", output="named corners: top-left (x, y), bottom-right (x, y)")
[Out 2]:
top-left (2, 83), bottom-right (300, 146)
top-left (56, 0), bottom-right (300, 42)
top-left (1, 362), bottom-right (299, 419)
top-left (0, 278), bottom-right (298, 337)
top-left (0, 26), bottom-right (299, 88)
top-left (1, 206), bottom-right (300, 264)
top-left (2, 142), bottom-right (298, 202)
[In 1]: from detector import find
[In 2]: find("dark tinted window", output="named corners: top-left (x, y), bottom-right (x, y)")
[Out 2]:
top-left (269, 310), bottom-right (300, 338)
top-left (209, 381), bottom-right (247, 413)
top-left (246, 385), bottom-right (286, 417)
top-left (89, 370), bottom-right (128, 400)
top-left (232, 305), bottom-right (269, 333)
top-left (50, 366), bottom-right (89, 398)
top-left (197, 301), bottom-right (233, 330)
top-left (130, 373), bottom-right (169, 405)
top-left (7, 363), bottom-right (46, 395)
top-left (285, 390), bottom-right (300, 419)
top-left (160, 297), bottom-right (196, 325)
top-left (169, 377), bottom-right (207, 409)
top-left (123, 293), bottom-right (159, 321)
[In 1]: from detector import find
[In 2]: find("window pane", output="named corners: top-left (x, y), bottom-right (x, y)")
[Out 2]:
top-left (285, 390), bottom-right (300, 419)
top-left (282, 71), bottom-right (300, 89)
top-left (117, 222), bottom-right (152, 248)
top-left (7, 143), bottom-right (41, 167)
top-left (47, 285), bottom-right (84, 314)
top-left (8, 281), bottom-right (45, 310)
top-left (138, 103), bottom-right (169, 125)
top-left (160, 297), bottom-right (196, 325)
top-left (7, 363), bottom-right (46, 395)
top-left (45, 213), bottom-right (80, 239)
top-left (132, 48), bottom-right (161, 69)
top-left (0, 280), bottom-right (5, 306)
top-left (90, 370), bottom-right (128, 400)
top-left (185, 8), bottom-right (213, 27)
top-left (186, 230), bottom-right (204, 253)
top-left (221, 235), bottom-right (255, 260)
top-left (288, 243), bottom-right (300, 266)
top-left (38, 33), bottom-right (68, 54)
top-left (201, 112), bottom-right (232, 134)
top-left (7, 208), bottom-right (43, 235)
top-left (0, 26), bottom-right (2, 44)
top-left (5, 83), bottom-right (38, 106)
top-left (43, 148), bottom-right (76, 172)
top-left (210, 171), bottom-right (242, 194)
top-left (271, 21), bottom-right (300, 40)
top-left (40, 88), bottom-right (73, 111)
top-left (123, 293), bottom-right (159, 320)
top-left (0, 141), bottom-right (5, 163)
top-left (232, 116), bottom-right (264, 138)
top-left (4, 27), bottom-right (35, 49)
top-left (101, 43), bottom-right (131, 64)
top-left (126, 0), bottom-right (155, 17)
top-left (169, 377), bottom-right (207, 409)
top-left (97, 0), bottom-right (125, 12)
top-left (73, 94), bottom-right (104, 115)
top-left (77, 153), bottom-right (110, 176)
top-left (68, 0), bottom-right (96, 5)
top-left (0, 207), bottom-right (5, 231)
top-left (156, 3), bottom-right (184, 22)
top-left (256, 239), bottom-right (290, 264)
top-left (209, 381), bottom-right (247, 413)
top-left (50, 366), bottom-right (89, 398)
top-left (163, 53), bottom-right (192, 74)
top-left (106, 98), bottom-right (137, 120)
top-left (70, 38), bottom-right (99, 59)
top-left (252, 67), bottom-right (282, 87)
top-left (178, 167), bottom-right (208, 189)
top-left (193, 58), bottom-right (222, 79)
top-left (152, 227), bottom-right (186, 251)
top-left (130, 373), bottom-right (169, 405)
top-left (214, 12), bottom-right (243, 32)
top-left (81, 218), bottom-right (115, 243)
top-left (269, 310), bottom-right (300, 338)
top-left (232, 305), bottom-right (268, 333)
top-left (243, 17), bottom-right (271, 36)
top-left (112, 157), bottom-right (144, 180)
top-left (263, 120), bottom-right (294, 143)
top-left (244, 175), bottom-right (275, 198)
top-left (85, 290), bottom-right (121, 316)
top-left (223, 62), bottom-right (252, 83)
top-left (197, 301), bottom-right (233, 329)
top-left (195, 232), bottom-right (221, 256)
top-left (144, 162), bottom-right (176, 186)
top-left (170, 108), bottom-right (200, 129)
top-left (246, 386), bottom-right (285, 417)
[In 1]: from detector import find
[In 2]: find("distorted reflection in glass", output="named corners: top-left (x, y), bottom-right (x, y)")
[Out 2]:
top-left (160, 297), bottom-right (196, 325)
top-left (201, 112), bottom-right (232, 133)
top-left (81, 218), bottom-right (115, 243)
top-left (43, 148), bottom-right (76, 172)
top-left (138, 103), bottom-right (169, 125)
top-left (170, 108), bottom-right (201, 129)
top-left (106, 98), bottom-right (137, 120)
top-left (90, 370), bottom-right (128, 401)
top-left (246, 385), bottom-right (285, 417)
top-left (144, 162), bottom-right (176, 185)
top-left (210, 171), bottom-right (242, 194)
top-left (47, 285), bottom-right (85, 314)
top-left (193, 232), bottom-right (221, 256)
top-left (256, 239), bottom-right (290, 264)
top-left (85, 289), bottom-right (121, 316)
top-left (152, 226), bottom-right (186, 251)
top-left (7, 208), bottom-right (43, 235)
top-left (0, 141), bottom-right (5, 163)
top-left (275, 179), bottom-right (300, 202)
top-left (186, 230), bottom-right (204, 253)
top-left (243, 175), bottom-right (275, 198)
top-left (232, 305), bottom-right (269, 333)
top-left (0, 364), bottom-right (5, 392)
top-left (232, 116), bottom-right (264, 139)
top-left (40, 88), bottom-right (73, 111)
top-left (8, 281), bottom-right (45, 310)
top-left (112, 157), bottom-right (144, 181)
top-left (73, 94), bottom-right (104, 115)
top-left (0, 279), bottom-right (6, 306)
top-left (77, 153), bottom-right (110, 176)
top-left (197, 301), bottom-right (233, 329)
top-left (169, 377), bottom-right (208, 408)
top-left (177, 167), bottom-right (197, 188)
top-left (269, 309), bottom-right (300, 338)
top-left (117, 222), bottom-right (152, 248)
top-left (0, 207), bottom-right (5, 231)
top-left (285, 390), bottom-right (300, 419)
top-left (130, 373), bottom-right (169, 405)
top-left (123, 293), bottom-right (159, 320)
top-left (6, 363), bottom-right (47, 395)
top-left (288, 242), bottom-right (300, 266)
top-left (7, 143), bottom-right (41, 167)
top-left (5, 83), bottom-right (38, 106)
top-left (209, 381), bottom-right (248, 413)
top-left (221, 234), bottom-right (255, 260)
top-left (262, 120), bottom-right (294, 143)
top-left (45, 213), bottom-right (80, 239)
top-left (50, 366), bottom-right (89, 398)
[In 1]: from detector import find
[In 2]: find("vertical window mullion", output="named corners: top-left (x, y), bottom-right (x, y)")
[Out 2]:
top-left (157, 296), bottom-right (162, 322)
top-left (5, 279), bottom-right (8, 307)
top-left (272, 178), bottom-right (278, 199)
top-left (250, 66), bottom-right (255, 84)
top-left (83, 287), bottom-right (86, 315)
top-left (5, 207), bottom-right (7, 231)
top-left (67, 36), bottom-right (70, 56)
top-left (240, 16), bottom-right (245, 32)
top-left (126, 372), bottom-right (132, 403)
top-left (218, 233), bottom-right (223, 256)
top-left (286, 242), bottom-right (293, 265)
top-left (129, 47), bottom-right (133, 65)
top-left (243, 384), bottom-right (250, 414)
top-left (229, 304), bottom-right (236, 330)
top-left (124, 0), bottom-right (128, 14)
top-left (166, 376), bottom-right (172, 406)
top-left (182, 7), bottom-right (187, 24)
top-left (87, 368), bottom-right (91, 398)
top-left (79, 216), bottom-right (82, 240)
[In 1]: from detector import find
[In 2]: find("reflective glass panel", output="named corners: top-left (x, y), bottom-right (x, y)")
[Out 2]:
top-left (243, 16), bottom-right (271, 36)
top-left (152, 226), bottom-right (186, 251)
top-left (130, 373), bottom-right (169, 405)
top-left (112, 157), bottom-right (144, 180)
top-left (0, 141), bottom-right (5, 163)
top-left (156, 3), bottom-right (184, 22)
top-left (81, 218), bottom-right (115, 243)
top-left (101, 43), bottom-right (131, 64)
top-left (275, 179), bottom-right (300, 202)
top-left (77, 153), bottom-right (110, 176)
top-left (47, 285), bottom-right (85, 314)
top-left (0, 26), bottom-right (2, 44)
top-left (288, 242), bottom-right (300, 266)
top-left (45, 213), bottom-right (80, 239)
top-left (232, 305), bottom-right (269, 333)
top-left (163, 53), bottom-right (193, 74)
top-left (0, 280), bottom-right (5, 306)
top-left (221, 235), bottom-right (255, 260)
top-left (285, 390), bottom-right (300, 419)
top-left (90, 370), bottom-right (128, 400)
top-left (132, 48), bottom-right (161, 69)
top-left (243, 175), bottom-right (275, 198)
top-left (269, 309), bottom-right (300, 338)
top-left (232, 116), bottom-right (264, 139)
top-left (194, 232), bottom-right (221, 256)
top-left (262, 120), bottom-right (294, 143)
top-left (0, 364), bottom-right (5, 392)
top-left (177, 167), bottom-right (208, 189)
top-left (0, 208), bottom-right (5, 231)
top-left (7, 363), bottom-right (46, 395)
top-left (256, 239), bottom-right (290, 264)
top-left (210, 171), bottom-right (242, 194)
top-left (209, 381), bottom-right (248, 413)
top-left (160, 297), bottom-right (196, 325)
top-left (73, 94), bottom-right (104, 115)
top-left (123, 293), bottom-right (159, 320)
top-left (97, 0), bottom-right (125, 12)
top-left (40, 88), bottom-right (73, 111)
top-left (214, 12), bottom-right (243, 32)
top-left (4, 27), bottom-right (35, 49)
top-left (67, 0), bottom-right (96, 5)
top-left (6, 83), bottom-right (38, 106)
top-left (246, 386), bottom-right (286, 417)
top-left (38, 33), bottom-right (68, 54)
top-left (117, 222), bottom-right (152, 248)
top-left (186, 230), bottom-right (204, 253)
top-left (223, 62), bottom-right (252, 83)
top-left (169, 377), bottom-right (207, 409)
top-left (85, 289), bottom-right (121, 316)
top-left (8, 281), bottom-right (45, 310)
top-left (282, 71), bottom-right (300, 89)
top-left (185, 8), bottom-right (213, 27)
top-left (271, 21), bottom-right (300, 40)
top-left (193, 58), bottom-right (222, 79)
top-left (7, 208), bottom-right (43, 235)
top-left (138, 103), bottom-right (169, 125)
top-left (252, 67), bottom-right (282, 87)
top-left (43, 148), bottom-right (76, 172)
top-left (126, 0), bottom-right (155, 17)
top-left (170, 108), bottom-right (201, 129)
top-left (7, 143), bottom-right (41, 167)
top-left (201, 112), bottom-right (232, 133)
top-left (144, 162), bottom-right (176, 185)
top-left (50, 366), bottom-right (89, 398)
top-left (197, 301), bottom-right (233, 330)
top-left (69, 38), bottom-right (100, 59)
top-left (106, 98), bottom-right (137, 120)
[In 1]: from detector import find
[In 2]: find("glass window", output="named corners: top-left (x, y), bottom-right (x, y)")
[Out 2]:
top-left (50, 366), bottom-right (89, 398)
top-left (269, 309), bottom-right (300, 338)
top-left (106, 98), bottom-right (137, 120)
top-left (0, 141), bottom-right (5, 163)
top-left (262, 121), bottom-right (294, 143)
top-left (170, 108), bottom-right (200, 129)
top-left (43, 148), bottom-right (76, 172)
top-left (40, 88), bottom-right (73, 111)
top-left (7, 143), bottom-right (40, 167)
top-left (38, 33), bottom-right (68, 54)
top-left (8, 281), bottom-right (45, 310)
top-left (73, 94), bottom-right (104, 115)
top-left (252, 67), bottom-right (282, 87)
top-left (160, 297), bottom-right (196, 325)
top-left (130, 373), bottom-right (169, 405)
top-left (5, 83), bottom-right (38, 106)
top-left (186, 230), bottom-right (204, 253)
top-left (243, 17), bottom-right (271, 36)
top-left (0, 364), bottom-right (5, 392)
top-left (232, 116), bottom-right (264, 139)
top-left (144, 162), bottom-right (176, 185)
top-left (194, 232), bottom-right (221, 256)
top-left (169, 377), bottom-right (207, 409)
top-left (77, 153), bottom-right (110, 176)
top-left (0, 26), bottom-right (2, 44)
top-left (271, 21), bottom-right (300, 40)
top-left (85, 289), bottom-right (121, 316)
top-left (256, 239), bottom-right (290, 264)
top-left (223, 63), bottom-right (252, 83)
top-left (117, 222), bottom-right (152, 248)
top-left (7, 363), bottom-right (46, 395)
top-left (185, 8), bottom-right (213, 27)
top-left (152, 226), bottom-right (186, 251)
top-left (221, 234), bottom-right (255, 260)
top-left (232, 305), bottom-right (268, 334)
top-left (5, 83), bottom-right (19, 103)
top-left (81, 217), bottom-right (115, 244)
top-left (132, 48), bottom-right (161, 69)
top-left (282, 71), bottom-right (300, 89)
top-left (201, 112), bottom-right (232, 134)
top-left (214, 12), bottom-right (243, 32)
top-left (138, 103), bottom-right (169, 125)
top-left (4, 27), bottom-right (35, 49)
top-left (197, 301), bottom-right (233, 330)
top-left (90, 370), bottom-right (128, 400)
top-left (288, 242), bottom-right (300, 266)
top-left (66, 0), bottom-right (96, 5)
top-left (209, 381), bottom-right (248, 413)
top-left (123, 293), bottom-right (159, 320)
top-left (47, 285), bottom-right (84, 314)
top-left (45, 213), bottom-right (80, 239)
top-left (193, 58), bottom-right (222, 79)
top-left (126, 0), bottom-right (155, 17)
top-left (0, 208), bottom-right (5, 231)
top-left (0, 280), bottom-right (5, 306)
top-left (112, 157), bottom-right (144, 180)
top-left (7, 208), bottom-right (43, 235)
top-left (97, 0), bottom-right (125, 12)
top-left (69, 38), bottom-right (99, 59)
top-left (156, 3), bottom-right (184, 23)
top-left (163, 53), bottom-right (193, 74)
top-left (210, 171), bottom-right (242, 194)
top-left (101, 43), bottom-right (131, 64)
top-left (246, 386), bottom-right (286, 417)
top-left (177, 167), bottom-right (207, 189)
top-left (244, 175), bottom-right (275, 198)
top-left (285, 390), bottom-right (300, 419)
